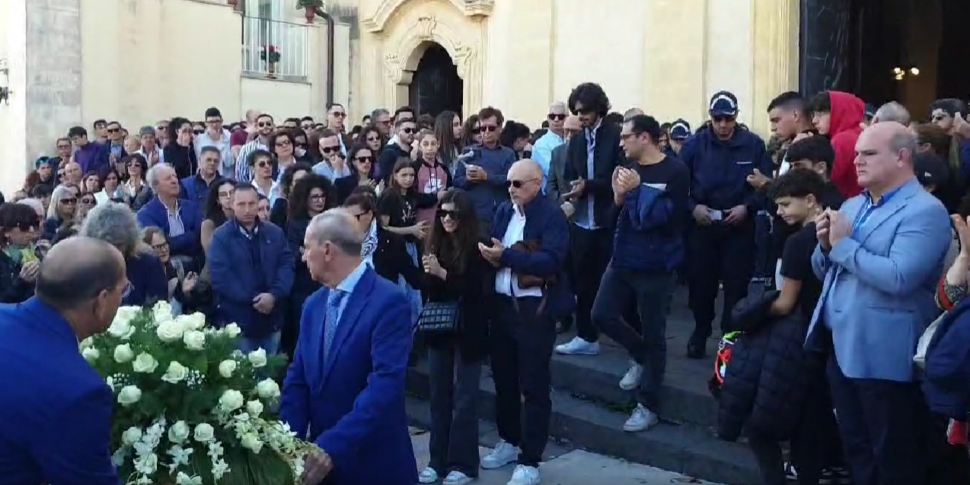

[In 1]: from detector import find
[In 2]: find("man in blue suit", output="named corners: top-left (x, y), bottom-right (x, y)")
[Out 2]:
top-left (808, 122), bottom-right (952, 485)
top-left (0, 237), bottom-right (128, 485)
top-left (281, 208), bottom-right (416, 485)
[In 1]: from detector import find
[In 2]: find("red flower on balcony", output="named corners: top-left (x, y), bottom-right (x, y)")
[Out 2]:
top-left (260, 45), bottom-right (281, 64)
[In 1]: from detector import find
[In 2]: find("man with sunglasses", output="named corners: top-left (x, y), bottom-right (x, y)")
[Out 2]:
top-left (235, 113), bottom-right (275, 183)
top-left (376, 117), bottom-right (417, 182)
top-left (453, 106), bottom-right (517, 235)
top-left (195, 107), bottom-right (235, 178)
top-left (683, 90), bottom-right (772, 359)
top-left (104, 121), bottom-right (127, 166)
top-left (532, 102), bottom-right (569, 194)
top-left (326, 103), bottom-right (352, 155)
top-left (928, 98), bottom-right (970, 183)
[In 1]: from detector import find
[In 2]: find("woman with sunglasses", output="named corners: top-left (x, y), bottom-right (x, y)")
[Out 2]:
top-left (41, 185), bottom-right (76, 241)
top-left (359, 125), bottom-right (384, 157)
top-left (0, 203), bottom-right (43, 303)
top-left (121, 154), bottom-right (153, 210)
top-left (458, 114), bottom-right (481, 152)
top-left (269, 162), bottom-right (313, 228)
top-left (74, 191), bottom-right (97, 225)
top-left (247, 149), bottom-right (276, 200)
top-left (335, 144), bottom-right (379, 204)
top-left (270, 130), bottom-right (299, 185)
top-left (417, 189), bottom-right (490, 485)
top-left (282, 174), bottom-right (334, 359)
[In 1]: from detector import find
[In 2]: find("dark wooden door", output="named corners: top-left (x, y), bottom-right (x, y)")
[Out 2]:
top-left (799, 0), bottom-right (856, 96)
top-left (409, 43), bottom-right (464, 118)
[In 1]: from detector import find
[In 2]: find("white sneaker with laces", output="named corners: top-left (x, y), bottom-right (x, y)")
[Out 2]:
top-left (418, 466), bottom-right (438, 483)
top-left (443, 470), bottom-right (473, 485)
top-left (623, 404), bottom-right (659, 432)
top-left (506, 464), bottom-right (541, 485)
top-left (619, 362), bottom-right (643, 390)
top-left (554, 336), bottom-right (600, 355)
top-left (481, 440), bottom-right (520, 469)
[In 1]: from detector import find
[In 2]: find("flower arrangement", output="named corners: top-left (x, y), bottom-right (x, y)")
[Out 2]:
top-left (260, 46), bottom-right (281, 64)
top-left (81, 302), bottom-right (313, 485)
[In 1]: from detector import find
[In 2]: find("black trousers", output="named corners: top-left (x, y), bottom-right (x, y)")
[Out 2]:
top-left (490, 296), bottom-right (557, 467)
top-left (569, 225), bottom-right (612, 342)
top-left (827, 356), bottom-right (929, 485)
top-left (428, 345), bottom-right (482, 478)
top-left (687, 221), bottom-right (755, 341)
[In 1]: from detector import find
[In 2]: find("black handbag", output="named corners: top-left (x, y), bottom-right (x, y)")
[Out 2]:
top-left (415, 300), bottom-right (461, 334)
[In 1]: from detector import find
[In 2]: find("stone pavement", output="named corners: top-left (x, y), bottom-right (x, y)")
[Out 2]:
top-left (410, 427), bottom-right (726, 485)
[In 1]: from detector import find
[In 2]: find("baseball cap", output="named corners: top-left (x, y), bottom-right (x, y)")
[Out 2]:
top-left (138, 126), bottom-right (156, 137)
top-left (35, 157), bottom-right (53, 169)
top-left (709, 91), bottom-right (739, 117)
top-left (914, 152), bottom-right (949, 189)
top-left (669, 119), bottom-right (691, 140)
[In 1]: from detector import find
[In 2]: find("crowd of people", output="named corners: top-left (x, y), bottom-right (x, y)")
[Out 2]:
top-left (0, 82), bottom-right (969, 485)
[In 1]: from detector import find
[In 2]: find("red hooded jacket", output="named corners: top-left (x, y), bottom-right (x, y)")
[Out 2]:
top-left (827, 91), bottom-right (865, 198)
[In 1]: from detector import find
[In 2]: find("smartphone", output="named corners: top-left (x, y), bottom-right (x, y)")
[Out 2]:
top-left (710, 210), bottom-right (724, 222)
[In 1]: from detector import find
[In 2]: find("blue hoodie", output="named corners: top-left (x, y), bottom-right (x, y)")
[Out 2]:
top-left (452, 144), bottom-right (517, 222)
top-left (681, 126), bottom-right (771, 214)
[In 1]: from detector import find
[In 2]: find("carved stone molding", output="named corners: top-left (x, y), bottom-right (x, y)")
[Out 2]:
top-left (416, 15), bottom-right (437, 41)
top-left (362, 0), bottom-right (493, 33)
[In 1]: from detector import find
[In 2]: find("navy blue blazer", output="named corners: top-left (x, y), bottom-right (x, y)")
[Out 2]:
top-left (490, 196), bottom-right (574, 317)
top-left (136, 196), bottom-right (203, 259)
top-left (0, 298), bottom-right (118, 485)
top-left (281, 267), bottom-right (417, 485)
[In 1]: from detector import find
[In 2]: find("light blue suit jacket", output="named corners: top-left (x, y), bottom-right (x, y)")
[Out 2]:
top-left (281, 266), bottom-right (417, 485)
top-left (807, 178), bottom-right (951, 382)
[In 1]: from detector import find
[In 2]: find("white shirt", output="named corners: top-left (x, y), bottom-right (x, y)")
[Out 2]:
top-left (494, 206), bottom-right (543, 298)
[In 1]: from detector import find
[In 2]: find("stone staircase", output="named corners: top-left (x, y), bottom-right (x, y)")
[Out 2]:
top-left (405, 288), bottom-right (761, 485)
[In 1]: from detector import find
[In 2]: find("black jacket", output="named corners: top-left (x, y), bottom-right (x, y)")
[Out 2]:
top-left (563, 121), bottom-right (624, 228)
top-left (424, 247), bottom-right (493, 363)
top-left (0, 251), bottom-right (34, 304)
top-left (372, 226), bottom-right (423, 289)
top-left (717, 290), bottom-right (815, 442)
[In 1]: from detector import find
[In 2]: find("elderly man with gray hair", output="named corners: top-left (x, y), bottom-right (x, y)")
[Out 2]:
top-left (871, 101), bottom-right (911, 126)
top-left (280, 207), bottom-right (418, 485)
top-left (82, 201), bottom-right (168, 306)
top-left (136, 162), bottom-right (203, 265)
top-left (532, 101), bottom-right (570, 193)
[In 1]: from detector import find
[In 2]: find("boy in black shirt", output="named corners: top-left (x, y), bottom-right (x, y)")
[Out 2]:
top-left (785, 135), bottom-right (845, 210)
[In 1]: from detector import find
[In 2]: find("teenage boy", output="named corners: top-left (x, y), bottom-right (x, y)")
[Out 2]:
top-left (760, 168), bottom-right (849, 485)
top-left (783, 135), bottom-right (845, 210)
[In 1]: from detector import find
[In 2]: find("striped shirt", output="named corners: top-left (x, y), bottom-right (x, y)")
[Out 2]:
top-left (234, 139), bottom-right (268, 182)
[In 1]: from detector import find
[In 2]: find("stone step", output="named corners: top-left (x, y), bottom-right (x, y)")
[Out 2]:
top-left (406, 361), bottom-right (759, 485)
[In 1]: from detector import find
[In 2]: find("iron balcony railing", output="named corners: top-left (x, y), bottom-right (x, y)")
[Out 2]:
top-left (241, 15), bottom-right (310, 79)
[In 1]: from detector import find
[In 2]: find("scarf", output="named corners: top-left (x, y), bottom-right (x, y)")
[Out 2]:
top-left (361, 220), bottom-right (378, 266)
top-left (5, 244), bottom-right (39, 267)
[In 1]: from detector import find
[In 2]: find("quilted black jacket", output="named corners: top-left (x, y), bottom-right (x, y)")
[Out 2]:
top-left (717, 290), bottom-right (816, 442)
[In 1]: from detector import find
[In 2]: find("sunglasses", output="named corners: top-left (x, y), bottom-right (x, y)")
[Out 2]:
top-left (80, 197), bottom-right (95, 204)
top-left (155, 125), bottom-right (167, 131)
top-left (548, 114), bottom-right (566, 121)
top-left (255, 160), bottom-right (271, 168)
top-left (57, 172), bottom-right (66, 178)
top-left (107, 128), bottom-right (119, 133)
top-left (401, 127), bottom-right (415, 134)
top-left (275, 139), bottom-right (292, 147)
top-left (505, 178), bottom-right (537, 189)
top-left (437, 209), bottom-right (459, 220)
top-left (355, 156), bottom-right (373, 163)
top-left (300, 123), bottom-right (313, 129)
top-left (11, 220), bottom-right (39, 232)
top-left (257, 122), bottom-right (273, 128)
top-left (193, 129), bottom-right (204, 135)
top-left (321, 146), bottom-right (340, 154)
top-left (60, 198), bottom-right (77, 205)
top-left (480, 125), bottom-right (498, 133)
top-left (331, 112), bottom-right (346, 118)
top-left (712, 116), bottom-right (736, 123)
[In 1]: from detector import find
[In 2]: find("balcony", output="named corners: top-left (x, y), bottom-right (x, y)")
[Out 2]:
top-left (241, 16), bottom-right (310, 81)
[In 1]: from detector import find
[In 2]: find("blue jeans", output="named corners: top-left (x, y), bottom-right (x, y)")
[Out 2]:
top-left (398, 241), bottom-right (423, 323)
top-left (239, 330), bottom-right (282, 356)
top-left (591, 265), bottom-right (674, 410)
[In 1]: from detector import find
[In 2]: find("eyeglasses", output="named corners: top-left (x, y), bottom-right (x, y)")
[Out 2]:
top-left (300, 123), bottom-right (313, 129)
top-left (60, 198), bottom-right (77, 205)
top-left (355, 156), bottom-right (373, 163)
top-left (206, 119), bottom-right (222, 125)
top-left (275, 139), bottom-right (292, 147)
top-left (309, 194), bottom-right (326, 201)
top-left (193, 129), bottom-right (204, 135)
top-left (548, 114), bottom-right (566, 121)
top-left (480, 125), bottom-right (498, 133)
top-left (57, 172), bottom-right (66, 178)
top-left (11, 220), bottom-right (38, 232)
top-left (152, 241), bottom-right (170, 252)
top-left (321, 146), bottom-right (340, 154)
top-left (331, 112), bottom-right (346, 118)
top-left (437, 209), bottom-right (459, 220)
top-left (505, 178), bottom-right (538, 189)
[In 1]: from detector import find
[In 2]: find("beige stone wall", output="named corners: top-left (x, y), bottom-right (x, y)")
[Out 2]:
top-left (353, 0), bottom-right (799, 137)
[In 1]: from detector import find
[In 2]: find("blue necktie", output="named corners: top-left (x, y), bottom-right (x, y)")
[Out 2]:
top-left (324, 290), bottom-right (345, 358)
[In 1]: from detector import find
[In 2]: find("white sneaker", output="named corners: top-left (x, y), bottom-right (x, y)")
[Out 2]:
top-left (554, 336), bottom-right (600, 355)
top-left (481, 440), bottom-right (520, 469)
top-left (623, 404), bottom-right (659, 432)
top-left (418, 466), bottom-right (438, 483)
top-left (443, 470), bottom-right (473, 485)
top-left (619, 362), bottom-right (643, 390)
top-left (507, 464), bottom-right (541, 485)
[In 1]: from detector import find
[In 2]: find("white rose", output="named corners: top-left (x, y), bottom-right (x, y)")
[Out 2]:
top-left (183, 330), bottom-right (206, 351)
top-left (117, 385), bottom-right (142, 407)
top-left (193, 423), bottom-right (215, 443)
top-left (162, 361), bottom-right (189, 384)
top-left (245, 400), bottom-right (264, 417)
top-left (79, 337), bottom-right (94, 349)
top-left (180, 312), bottom-right (206, 330)
top-left (153, 300), bottom-right (173, 321)
top-left (107, 313), bottom-right (136, 340)
top-left (156, 319), bottom-right (185, 343)
top-left (113, 344), bottom-right (134, 363)
top-left (224, 323), bottom-right (241, 338)
top-left (105, 376), bottom-right (115, 390)
top-left (167, 420), bottom-right (190, 444)
top-left (121, 426), bottom-right (143, 445)
top-left (136, 452), bottom-right (158, 474)
top-left (81, 347), bottom-right (100, 362)
top-left (218, 360), bottom-right (237, 378)
top-left (240, 433), bottom-right (263, 454)
top-left (132, 352), bottom-right (158, 373)
top-left (247, 348), bottom-right (267, 368)
top-left (218, 390), bottom-right (245, 413)
top-left (255, 378), bottom-right (280, 399)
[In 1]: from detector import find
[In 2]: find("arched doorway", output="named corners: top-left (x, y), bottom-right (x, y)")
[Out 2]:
top-left (408, 43), bottom-right (463, 118)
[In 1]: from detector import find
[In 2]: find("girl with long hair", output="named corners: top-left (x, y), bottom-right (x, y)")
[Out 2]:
top-left (201, 179), bottom-right (236, 256)
top-left (42, 185), bottom-right (76, 241)
top-left (270, 162), bottom-right (313, 228)
top-left (433, 111), bottom-right (463, 170)
top-left (414, 129), bottom-right (452, 225)
top-left (459, 114), bottom-right (481, 150)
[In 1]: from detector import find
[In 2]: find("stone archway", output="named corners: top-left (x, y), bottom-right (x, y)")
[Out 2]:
top-left (362, 0), bottom-right (491, 118)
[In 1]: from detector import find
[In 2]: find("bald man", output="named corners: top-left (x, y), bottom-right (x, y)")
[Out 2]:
top-left (0, 237), bottom-right (127, 485)
top-left (477, 159), bottom-right (571, 484)
top-left (809, 122), bottom-right (950, 485)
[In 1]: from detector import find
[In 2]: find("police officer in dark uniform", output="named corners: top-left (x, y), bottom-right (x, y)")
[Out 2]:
top-left (681, 91), bottom-right (772, 358)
